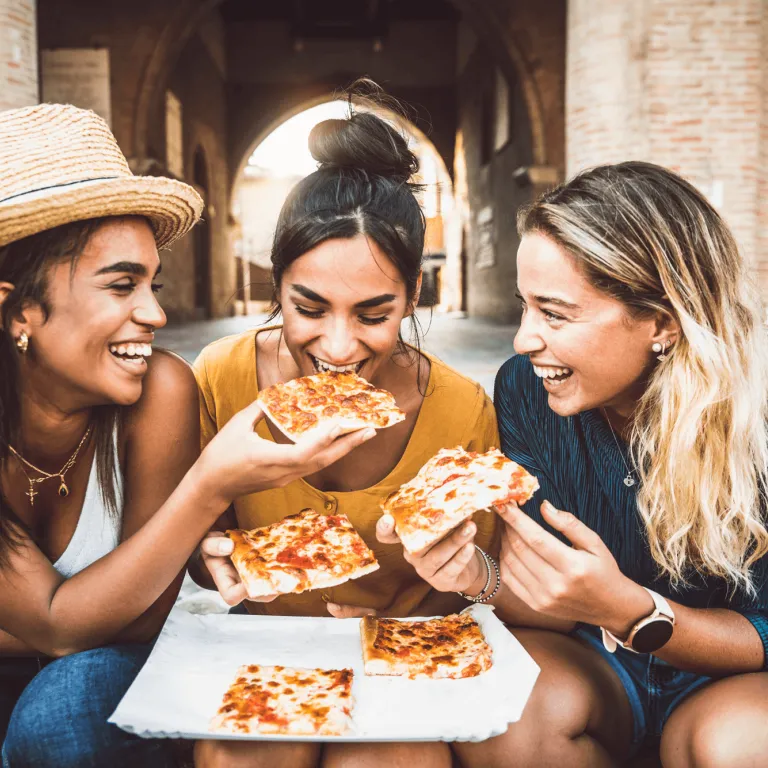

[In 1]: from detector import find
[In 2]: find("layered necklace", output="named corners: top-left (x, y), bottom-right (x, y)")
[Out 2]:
top-left (8, 425), bottom-right (93, 506)
top-left (601, 408), bottom-right (636, 487)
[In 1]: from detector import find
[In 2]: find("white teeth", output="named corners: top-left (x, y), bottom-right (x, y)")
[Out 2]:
top-left (312, 355), bottom-right (363, 374)
top-left (533, 365), bottom-right (573, 379)
top-left (110, 343), bottom-right (152, 359)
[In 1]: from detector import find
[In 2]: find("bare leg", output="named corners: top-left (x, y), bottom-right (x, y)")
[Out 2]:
top-left (660, 672), bottom-right (768, 768)
top-left (453, 629), bottom-right (635, 768)
top-left (322, 741), bottom-right (453, 768)
top-left (194, 739), bottom-right (322, 768)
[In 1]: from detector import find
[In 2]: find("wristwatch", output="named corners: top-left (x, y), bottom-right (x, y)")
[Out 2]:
top-left (601, 587), bottom-right (675, 654)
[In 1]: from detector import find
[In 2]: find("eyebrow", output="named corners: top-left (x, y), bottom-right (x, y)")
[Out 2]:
top-left (94, 261), bottom-right (162, 277)
top-left (517, 289), bottom-right (580, 311)
top-left (290, 284), bottom-right (397, 309)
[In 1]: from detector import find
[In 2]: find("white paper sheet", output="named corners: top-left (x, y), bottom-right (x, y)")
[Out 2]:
top-left (110, 604), bottom-right (540, 743)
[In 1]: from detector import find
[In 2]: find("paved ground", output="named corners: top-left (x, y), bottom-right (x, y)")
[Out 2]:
top-left (156, 309), bottom-right (518, 397)
top-left (158, 309), bottom-right (518, 613)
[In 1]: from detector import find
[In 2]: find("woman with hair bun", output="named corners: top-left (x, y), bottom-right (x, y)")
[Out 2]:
top-left (192, 94), bottom-right (572, 767)
top-left (459, 161), bottom-right (768, 767)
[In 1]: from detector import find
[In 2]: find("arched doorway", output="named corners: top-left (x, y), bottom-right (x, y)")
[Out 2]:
top-left (192, 146), bottom-right (212, 319)
top-left (231, 99), bottom-right (458, 314)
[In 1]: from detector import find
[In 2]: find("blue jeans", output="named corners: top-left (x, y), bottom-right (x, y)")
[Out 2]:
top-left (1, 644), bottom-right (176, 768)
top-left (572, 624), bottom-right (712, 755)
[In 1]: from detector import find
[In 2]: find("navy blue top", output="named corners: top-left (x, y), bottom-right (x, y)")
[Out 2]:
top-left (495, 354), bottom-right (768, 666)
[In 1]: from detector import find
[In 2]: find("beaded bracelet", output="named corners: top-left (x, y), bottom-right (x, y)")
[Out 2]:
top-left (477, 553), bottom-right (501, 603)
top-left (458, 545), bottom-right (500, 603)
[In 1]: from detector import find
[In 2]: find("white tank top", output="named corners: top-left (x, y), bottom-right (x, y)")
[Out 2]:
top-left (53, 435), bottom-right (123, 578)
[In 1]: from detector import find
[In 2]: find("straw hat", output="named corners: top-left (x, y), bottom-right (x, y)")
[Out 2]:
top-left (0, 103), bottom-right (203, 250)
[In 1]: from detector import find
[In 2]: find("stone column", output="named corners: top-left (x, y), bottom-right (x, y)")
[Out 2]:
top-left (0, 0), bottom-right (38, 110)
top-left (567, 0), bottom-right (767, 287)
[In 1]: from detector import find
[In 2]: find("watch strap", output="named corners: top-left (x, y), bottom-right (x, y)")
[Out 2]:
top-left (600, 587), bottom-right (675, 653)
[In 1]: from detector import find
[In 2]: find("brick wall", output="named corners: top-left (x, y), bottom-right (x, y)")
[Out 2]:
top-left (0, 0), bottom-right (37, 110)
top-left (567, 0), bottom-right (767, 286)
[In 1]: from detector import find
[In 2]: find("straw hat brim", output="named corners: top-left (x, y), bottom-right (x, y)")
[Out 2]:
top-left (0, 174), bottom-right (204, 250)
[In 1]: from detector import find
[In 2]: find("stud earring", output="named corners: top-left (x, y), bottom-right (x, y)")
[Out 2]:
top-left (652, 340), bottom-right (669, 362)
top-left (15, 331), bottom-right (28, 354)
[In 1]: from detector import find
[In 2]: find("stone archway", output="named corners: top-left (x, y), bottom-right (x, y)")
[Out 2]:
top-left (231, 96), bottom-right (458, 311)
top-left (130, 0), bottom-right (564, 176)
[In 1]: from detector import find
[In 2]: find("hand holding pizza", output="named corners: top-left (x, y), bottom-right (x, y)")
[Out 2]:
top-left (376, 513), bottom-right (487, 595)
top-left (198, 400), bottom-right (377, 506)
top-left (199, 531), bottom-right (278, 606)
top-left (497, 500), bottom-right (644, 627)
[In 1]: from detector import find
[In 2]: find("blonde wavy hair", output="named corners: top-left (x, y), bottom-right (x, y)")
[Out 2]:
top-left (519, 161), bottom-right (768, 596)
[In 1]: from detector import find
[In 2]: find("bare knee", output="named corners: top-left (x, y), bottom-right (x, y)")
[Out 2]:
top-left (661, 677), bottom-right (768, 768)
top-left (663, 713), bottom-right (768, 768)
top-left (194, 739), bottom-right (321, 768)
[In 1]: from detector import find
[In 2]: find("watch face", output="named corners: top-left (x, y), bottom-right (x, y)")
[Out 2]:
top-left (632, 619), bottom-right (674, 654)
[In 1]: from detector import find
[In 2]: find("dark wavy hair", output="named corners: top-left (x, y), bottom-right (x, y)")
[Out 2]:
top-left (0, 220), bottom-right (121, 567)
top-left (267, 85), bottom-right (427, 364)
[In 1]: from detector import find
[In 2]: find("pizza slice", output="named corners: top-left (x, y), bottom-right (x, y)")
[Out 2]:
top-left (360, 612), bottom-right (493, 680)
top-left (257, 370), bottom-right (405, 441)
top-left (210, 664), bottom-right (355, 736)
top-left (381, 446), bottom-right (539, 555)
top-left (227, 508), bottom-right (380, 598)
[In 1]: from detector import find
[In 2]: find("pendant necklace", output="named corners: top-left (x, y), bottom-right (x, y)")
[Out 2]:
top-left (8, 425), bottom-right (93, 506)
top-left (601, 408), bottom-right (636, 487)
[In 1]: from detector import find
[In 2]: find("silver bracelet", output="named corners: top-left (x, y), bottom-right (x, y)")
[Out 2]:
top-left (458, 545), bottom-right (495, 603)
top-left (476, 553), bottom-right (501, 603)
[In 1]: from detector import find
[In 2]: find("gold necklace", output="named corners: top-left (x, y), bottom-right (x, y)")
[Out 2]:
top-left (8, 425), bottom-right (92, 506)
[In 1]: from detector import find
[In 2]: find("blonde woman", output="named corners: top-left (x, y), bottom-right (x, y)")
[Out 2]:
top-left (456, 162), bottom-right (768, 767)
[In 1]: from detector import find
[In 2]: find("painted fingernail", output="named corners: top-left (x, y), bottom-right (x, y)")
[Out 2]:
top-left (217, 540), bottom-right (232, 555)
top-left (462, 523), bottom-right (474, 537)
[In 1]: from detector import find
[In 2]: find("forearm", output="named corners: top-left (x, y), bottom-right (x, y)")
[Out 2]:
top-left (111, 571), bottom-right (185, 645)
top-left (20, 464), bottom-right (229, 655)
top-left (603, 582), bottom-right (764, 676)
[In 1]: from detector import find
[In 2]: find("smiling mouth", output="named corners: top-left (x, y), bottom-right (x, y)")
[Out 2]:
top-left (533, 364), bottom-right (573, 387)
top-left (309, 354), bottom-right (367, 375)
top-left (109, 343), bottom-right (153, 368)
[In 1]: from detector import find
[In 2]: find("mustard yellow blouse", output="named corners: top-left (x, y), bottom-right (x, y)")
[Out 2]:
top-left (194, 328), bottom-right (501, 618)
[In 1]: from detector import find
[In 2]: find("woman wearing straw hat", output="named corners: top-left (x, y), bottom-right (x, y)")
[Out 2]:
top-left (0, 103), bottom-right (375, 768)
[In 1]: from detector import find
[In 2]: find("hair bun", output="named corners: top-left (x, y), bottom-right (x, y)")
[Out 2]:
top-left (309, 112), bottom-right (418, 183)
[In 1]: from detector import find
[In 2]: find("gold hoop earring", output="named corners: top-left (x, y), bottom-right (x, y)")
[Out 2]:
top-left (15, 331), bottom-right (28, 354)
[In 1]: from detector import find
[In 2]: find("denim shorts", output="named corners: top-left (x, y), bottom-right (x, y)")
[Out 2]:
top-left (572, 624), bottom-right (712, 754)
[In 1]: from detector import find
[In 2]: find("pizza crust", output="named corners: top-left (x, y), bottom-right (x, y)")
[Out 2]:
top-left (227, 509), bottom-right (380, 599)
top-left (382, 447), bottom-right (539, 555)
top-left (360, 613), bottom-right (493, 680)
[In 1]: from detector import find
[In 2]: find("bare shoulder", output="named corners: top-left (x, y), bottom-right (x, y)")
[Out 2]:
top-left (124, 348), bottom-right (199, 437)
